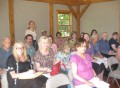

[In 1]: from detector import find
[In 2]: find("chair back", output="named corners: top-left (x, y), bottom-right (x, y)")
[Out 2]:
top-left (108, 57), bottom-right (118, 70)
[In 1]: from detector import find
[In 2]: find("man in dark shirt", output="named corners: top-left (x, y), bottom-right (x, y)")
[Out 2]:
top-left (109, 32), bottom-right (120, 52)
top-left (0, 36), bottom-right (12, 88)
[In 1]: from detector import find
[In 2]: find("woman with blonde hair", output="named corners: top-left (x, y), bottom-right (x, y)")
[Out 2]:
top-left (55, 41), bottom-right (71, 68)
top-left (34, 36), bottom-right (72, 88)
top-left (25, 20), bottom-right (38, 50)
top-left (46, 41), bottom-right (74, 88)
top-left (91, 34), bottom-right (105, 80)
top-left (34, 36), bottom-right (54, 87)
top-left (7, 41), bottom-right (42, 88)
top-left (69, 31), bottom-right (77, 51)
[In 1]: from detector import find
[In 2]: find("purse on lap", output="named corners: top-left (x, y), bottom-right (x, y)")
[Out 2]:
top-left (50, 62), bottom-right (61, 76)
top-left (50, 61), bottom-right (67, 76)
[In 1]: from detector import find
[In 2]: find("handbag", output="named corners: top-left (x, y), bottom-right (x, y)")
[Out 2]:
top-left (50, 61), bottom-right (68, 76)
top-left (50, 62), bottom-right (75, 88)
top-left (50, 61), bottom-right (61, 76)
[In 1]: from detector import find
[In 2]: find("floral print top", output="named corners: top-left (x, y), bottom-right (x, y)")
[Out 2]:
top-left (33, 48), bottom-right (54, 68)
top-left (55, 51), bottom-right (71, 65)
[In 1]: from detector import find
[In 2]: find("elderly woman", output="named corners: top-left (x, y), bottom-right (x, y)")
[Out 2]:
top-left (6, 41), bottom-right (42, 88)
top-left (70, 38), bottom-right (109, 88)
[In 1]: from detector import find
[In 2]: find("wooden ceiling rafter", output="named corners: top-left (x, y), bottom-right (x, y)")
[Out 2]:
top-left (79, 0), bottom-right (91, 18)
top-left (26, 0), bottom-right (114, 5)
top-left (26, 0), bottom-right (77, 6)
top-left (67, 5), bottom-right (77, 19)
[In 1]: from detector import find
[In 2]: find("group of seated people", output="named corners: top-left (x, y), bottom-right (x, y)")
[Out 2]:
top-left (0, 26), bottom-right (120, 88)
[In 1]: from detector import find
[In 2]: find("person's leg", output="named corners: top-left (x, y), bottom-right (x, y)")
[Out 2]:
top-left (17, 78), bottom-right (44, 88)
top-left (116, 47), bottom-right (120, 62)
top-left (36, 75), bottom-right (48, 87)
top-left (90, 77), bottom-right (109, 88)
top-left (1, 72), bottom-right (8, 88)
top-left (92, 62), bottom-right (101, 75)
top-left (58, 85), bottom-right (68, 88)
top-left (75, 84), bottom-right (91, 88)
top-left (46, 73), bottom-right (71, 88)
top-left (97, 71), bottom-right (104, 80)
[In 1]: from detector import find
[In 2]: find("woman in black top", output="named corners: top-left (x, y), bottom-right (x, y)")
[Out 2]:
top-left (6, 41), bottom-right (42, 88)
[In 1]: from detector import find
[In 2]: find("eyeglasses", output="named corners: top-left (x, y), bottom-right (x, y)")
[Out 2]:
top-left (16, 47), bottom-right (24, 50)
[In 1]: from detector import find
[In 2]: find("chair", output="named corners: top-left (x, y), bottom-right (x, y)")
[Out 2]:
top-left (107, 56), bottom-right (120, 88)
top-left (116, 56), bottom-right (120, 70)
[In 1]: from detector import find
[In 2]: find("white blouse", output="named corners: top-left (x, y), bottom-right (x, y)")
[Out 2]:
top-left (25, 29), bottom-right (37, 40)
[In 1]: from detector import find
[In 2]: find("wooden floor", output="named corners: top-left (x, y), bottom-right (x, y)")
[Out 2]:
top-left (107, 78), bottom-right (120, 88)
top-left (0, 78), bottom-right (120, 88)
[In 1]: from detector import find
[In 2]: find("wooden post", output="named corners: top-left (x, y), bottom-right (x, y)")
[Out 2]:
top-left (8, 0), bottom-right (15, 45)
top-left (118, 11), bottom-right (120, 42)
top-left (76, 4), bottom-right (80, 38)
top-left (49, 3), bottom-right (54, 37)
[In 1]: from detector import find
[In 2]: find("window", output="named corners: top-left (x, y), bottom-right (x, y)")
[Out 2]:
top-left (57, 10), bottom-right (72, 37)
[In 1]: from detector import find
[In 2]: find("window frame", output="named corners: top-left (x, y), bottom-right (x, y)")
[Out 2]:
top-left (57, 10), bottom-right (72, 37)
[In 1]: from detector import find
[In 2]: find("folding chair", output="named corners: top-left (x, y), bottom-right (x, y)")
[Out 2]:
top-left (107, 56), bottom-right (120, 88)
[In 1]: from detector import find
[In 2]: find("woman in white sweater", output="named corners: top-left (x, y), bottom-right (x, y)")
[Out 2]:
top-left (25, 20), bottom-right (38, 51)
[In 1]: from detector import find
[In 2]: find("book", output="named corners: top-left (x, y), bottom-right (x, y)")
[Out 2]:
top-left (19, 72), bottom-right (43, 79)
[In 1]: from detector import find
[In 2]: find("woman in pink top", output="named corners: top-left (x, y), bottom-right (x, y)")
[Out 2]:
top-left (70, 38), bottom-right (109, 88)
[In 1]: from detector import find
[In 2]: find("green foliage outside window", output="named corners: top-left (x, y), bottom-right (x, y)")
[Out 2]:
top-left (58, 13), bottom-right (71, 37)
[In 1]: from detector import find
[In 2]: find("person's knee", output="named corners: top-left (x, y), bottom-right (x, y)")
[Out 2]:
top-left (116, 47), bottom-right (120, 61)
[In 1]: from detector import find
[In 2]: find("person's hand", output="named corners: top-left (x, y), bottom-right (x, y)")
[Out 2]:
top-left (98, 55), bottom-right (104, 58)
top-left (0, 69), bottom-right (7, 74)
top-left (108, 51), bottom-right (114, 55)
top-left (46, 68), bottom-right (52, 73)
top-left (92, 59), bottom-right (97, 62)
top-left (87, 82), bottom-right (95, 87)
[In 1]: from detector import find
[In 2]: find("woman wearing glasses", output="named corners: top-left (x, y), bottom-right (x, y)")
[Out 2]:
top-left (6, 41), bottom-right (42, 88)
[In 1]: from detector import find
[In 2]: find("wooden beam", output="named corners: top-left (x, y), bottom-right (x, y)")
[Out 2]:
top-left (67, 5), bottom-right (77, 19)
top-left (8, 0), bottom-right (15, 45)
top-left (79, 0), bottom-right (114, 5)
top-left (26, 0), bottom-right (114, 5)
top-left (79, 0), bottom-right (91, 18)
top-left (76, 3), bottom-right (80, 38)
top-left (26, 0), bottom-right (78, 6)
top-left (91, 0), bottom-right (114, 3)
top-left (118, 11), bottom-right (120, 42)
top-left (49, 3), bottom-right (54, 37)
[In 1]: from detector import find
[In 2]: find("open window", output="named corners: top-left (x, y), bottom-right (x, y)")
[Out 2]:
top-left (57, 10), bottom-right (72, 37)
